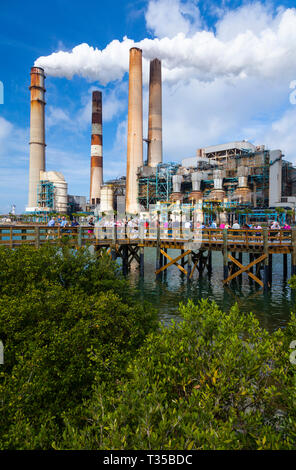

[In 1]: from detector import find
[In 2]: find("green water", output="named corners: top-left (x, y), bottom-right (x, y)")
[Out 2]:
top-left (127, 248), bottom-right (293, 332)
top-left (2, 230), bottom-right (293, 331)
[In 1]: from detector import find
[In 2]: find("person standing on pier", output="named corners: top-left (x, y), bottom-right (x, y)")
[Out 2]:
top-left (211, 220), bottom-right (217, 228)
top-left (232, 220), bottom-right (240, 229)
top-left (46, 216), bottom-right (56, 240)
top-left (60, 216), bottom-right (68, 233)
top-left (88, 217), bottom-right (95, 238)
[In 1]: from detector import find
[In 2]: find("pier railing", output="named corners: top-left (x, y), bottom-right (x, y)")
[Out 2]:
top-left (0, 224), bottom-right (293, 250)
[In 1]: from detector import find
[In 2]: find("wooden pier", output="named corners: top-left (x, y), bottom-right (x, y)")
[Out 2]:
top-left (0, 224), bottom-right (295, 291)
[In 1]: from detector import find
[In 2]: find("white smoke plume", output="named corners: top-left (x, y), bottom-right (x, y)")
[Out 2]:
top-left (35, 6), bottom-right (296, 85)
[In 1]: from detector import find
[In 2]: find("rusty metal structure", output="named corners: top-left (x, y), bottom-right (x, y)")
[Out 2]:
top-left (90, 90), bottom-right (103, 206)
top-left (126, 47), bottom-right (143, 214)
top-left (27, 67), bottom-right (46, 210)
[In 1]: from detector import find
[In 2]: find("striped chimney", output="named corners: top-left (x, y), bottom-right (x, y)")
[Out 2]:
top-left (27, 67), bottom-right (46, 209)
top-left (90, 91), bottom-right (103, 206)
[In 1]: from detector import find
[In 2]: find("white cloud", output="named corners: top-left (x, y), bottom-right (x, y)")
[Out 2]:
top-left (103, 87), bottom-right (127, 122)
top-left (145, 0), bottom-right (201, 38)
top-left (215, 2), bottom-right (279, 40)
top-left (35, 5), bottom-right (296, 85)
top-left (243, 107), bottom-right (296, 159)
top-left (158, 66), bottom-right (296, 162)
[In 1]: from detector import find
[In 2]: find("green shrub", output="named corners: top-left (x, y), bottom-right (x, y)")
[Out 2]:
top-left (0, 244), bottom-right (157, 449)
top-left (60, 299), bottom-right (296, 450)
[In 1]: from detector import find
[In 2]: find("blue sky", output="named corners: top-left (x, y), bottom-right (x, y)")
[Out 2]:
top-left (1, 0), bottom-right (296, 213)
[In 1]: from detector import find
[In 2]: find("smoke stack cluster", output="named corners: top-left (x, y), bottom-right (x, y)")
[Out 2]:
top-left (148, 58), bottom-right (162, 167)
top-left (27, 67), bottom-right (46, 209)
top-left (90, 91), bottom-right (103, 205)
top-left (126, 49), bottom-right (163, 213)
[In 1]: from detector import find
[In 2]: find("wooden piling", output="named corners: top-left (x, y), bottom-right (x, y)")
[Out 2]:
top-left (263, 227), bottom-right (269, 291)
top-left (111, 248), bottom-right (117, 261)
top-left (223, 229), bottom-right (228, 280)
top-left (187, 251), bottom-right (192, 281)
top-left (291, 228), bottom-right (296, 276)
top-left (268, 254), bottom-right (273, 285)
top-left (283, 253), bottom-right (287, 279)
top-left (208, 250), bottom-right (212, 277)
top-left (180, 249), bottom-right (185, 268)
top-left (156, 213), bottom-right (161, 278)
top-left (249, 253), bottom-right (254, 285)
top-left (122, 245), bottom-right (129, 276)
top-left (163, 248), bottom-right (168, 278)
top-left (139, 246), bottom-right (144, 277)
top-left (35, 226), bottom-right (40, 249)
top-left (199, 252), bottom-right (203, 275)
top-left (112, 216), bottom-right (117, 244)
top-left (139, 223), bottom-right (145, 278)
top-left (77, 227), bottom-right (82, 248)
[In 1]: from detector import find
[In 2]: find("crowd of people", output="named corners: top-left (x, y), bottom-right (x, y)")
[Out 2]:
top-left (206, 219), bottom-right (291, 230)
top-left (46, 215), bottom-right (95, 239)
top-left (46, 214), bottom-right (292, 241)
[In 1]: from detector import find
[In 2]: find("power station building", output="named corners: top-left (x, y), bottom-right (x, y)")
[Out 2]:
top-left (135, 141), bottom-right (296, 210)
top-left (102, 140), bottom-right (296, 214)
top-left (25, 48), bottom-right (296, 217)
top-left (107, 48), bottom-right (296, 214)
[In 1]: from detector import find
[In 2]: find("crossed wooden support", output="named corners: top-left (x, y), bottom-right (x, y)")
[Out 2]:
top-left (112, 245), bottom-right (140, 266)
top-left (223, 253), bottom-right (267, 287)
top-left (191, 251), bottom-right (211, 279)
top-left (126, 245), bottom-right (140, 266)
top-left (155, 249), bottom-right (191, 276)
top-left (97, 245), bottom-right (140, 267)
top-left (155, 249), bottom-right (212, 279)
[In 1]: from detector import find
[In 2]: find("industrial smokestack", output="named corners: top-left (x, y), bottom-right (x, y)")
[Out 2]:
top-left (126, 47), bottom-right (143, 214)
top-left (147, 58), bottom-right (162, 167)
top-left (27, 67), bottom-right (46, 210)
top-left (90, 90), bottom-right (103, 206)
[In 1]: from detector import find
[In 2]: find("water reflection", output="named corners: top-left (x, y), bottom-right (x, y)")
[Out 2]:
top-left (127, 249), bottom-right (294, 332)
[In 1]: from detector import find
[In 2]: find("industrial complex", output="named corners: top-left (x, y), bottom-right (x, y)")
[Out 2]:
top-left (26, 48), bottom-right (296, 221)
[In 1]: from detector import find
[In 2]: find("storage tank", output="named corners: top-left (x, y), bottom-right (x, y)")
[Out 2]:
top-left (100, 185), bottom-right (114, 213)
top-left (40, 171), bottom-right (68, 213)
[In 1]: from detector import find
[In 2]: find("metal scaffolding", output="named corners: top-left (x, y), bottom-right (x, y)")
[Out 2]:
top-left (138, 163), bottom-right (180, 209)
top-left (37, 180), bottom-right (54, 210)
